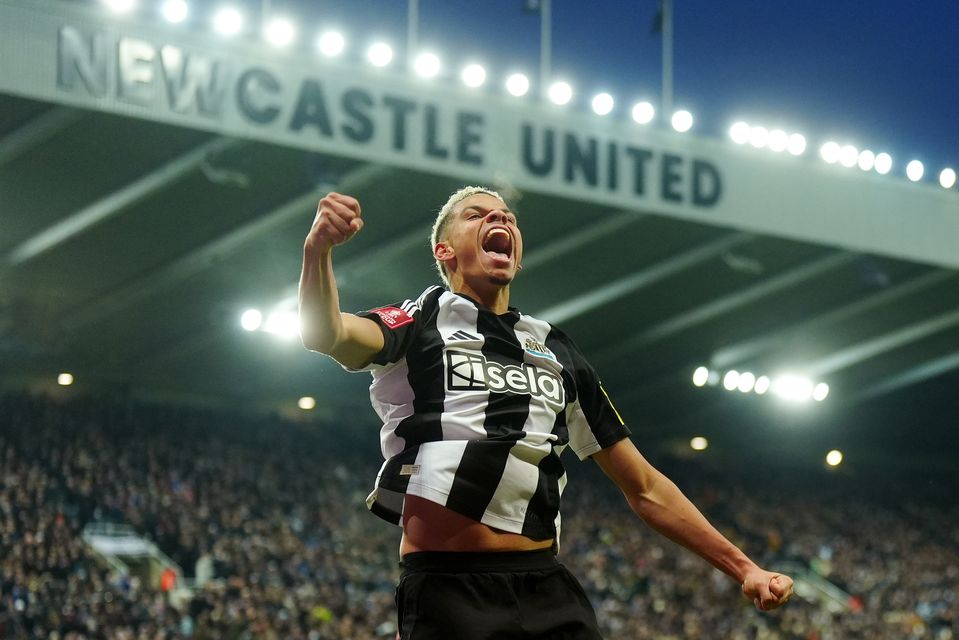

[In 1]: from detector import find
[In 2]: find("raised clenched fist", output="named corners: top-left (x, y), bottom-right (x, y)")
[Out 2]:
top-left (305, 192), bottom-right (364, 254)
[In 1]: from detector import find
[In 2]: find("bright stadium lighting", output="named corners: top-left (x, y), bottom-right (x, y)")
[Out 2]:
top-left (813, 382), bottom-right (830, 402)
top-left (940, 168), bottom-right (957, 189)
top-left (839, 144), bottom-right (858, 168)
top-left (298, 396), bottom-right (317, 410)
top-left (737, 371), bottom-right (756, 393)
top-left (461, 63), bottom-right (486, 88)
top-left (768, 129), bottom-right (788, 152)
top-left (591, 92), bottom-right (614, 116)
top-left (748, 126), bottom-right (769, 149)
top-left (906, 159), bottom-right (924, 182)
top-left (729, 121), bottom-right (750, 144)
top-left (692, 366), bottom-right (709, 387)
top-left (213, 6), bottom-right (243, 35)
top-left (317, 30), bottom-right (345, 57)
top-left (414, 52), bottom-right (441, 78)
top-left (631, 101), bottom-right (655, 124)
top-left (857, 149), bottom-right (875, 171)
top-left (263, 311), bottom-right (300, 338)
top-left (104, 0), bottom-right (136, 12)
top-left (161, 0), bottom-right (188, 22)
top-left (773, 374), bottom-right (813, 402)
top-left (671, 110), bottom-right (693, 132)
top-left (722, 370), bottom-right (740, 391)
top-left (690, 436), bottom-right (709, 451)
top-left (58, 372), bottom-right (75, 386)
top-left (505, 73), bottom-right (530, 97)
top-left (240, 309), bottom-right (262, 332)
top-left (754, 375), bottom-right (771, 395)
top-left (826, 449), bottom-right (843, 467)
top-left (548, 81), bottom-right (573, 105)
top-left (820, 141), bottom-right (840, 164)
top-left (874, 152), bottom-right (893, 175)
top-left (264, 18), bottom-right (296, 47)
top-left (787, 133), bottom-right (807, 156)
top-left (367, 42), bottom-right (393, 67)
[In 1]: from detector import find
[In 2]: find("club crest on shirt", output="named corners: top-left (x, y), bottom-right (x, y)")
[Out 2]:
top-left (524, 337), bottom-right (556, 361)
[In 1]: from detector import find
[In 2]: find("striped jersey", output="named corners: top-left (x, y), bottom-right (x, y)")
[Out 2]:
top-left (350, 286), bottom-right (630, 544)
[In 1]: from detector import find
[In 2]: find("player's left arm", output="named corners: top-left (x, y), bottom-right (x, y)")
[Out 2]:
top-left (592, 438), bottom-right (794, 611)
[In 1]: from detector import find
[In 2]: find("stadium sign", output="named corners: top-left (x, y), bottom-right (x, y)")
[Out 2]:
top-left (2, 0), bottom-right (958, 270)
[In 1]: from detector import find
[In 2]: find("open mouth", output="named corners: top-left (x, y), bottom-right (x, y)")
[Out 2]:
top-left (482, 228), bottom-right (513, 263)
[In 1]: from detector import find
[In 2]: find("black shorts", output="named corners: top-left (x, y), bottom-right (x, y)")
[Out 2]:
top-left (396, 549), bottom-right (603, 640)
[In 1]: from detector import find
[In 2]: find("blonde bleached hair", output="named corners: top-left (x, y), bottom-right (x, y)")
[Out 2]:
top-left (430, 185), bottom-right (505, 288)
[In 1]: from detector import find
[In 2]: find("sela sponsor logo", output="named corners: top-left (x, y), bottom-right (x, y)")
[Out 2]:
top-left (446, 349), bottom-right (565, 406)
top-left (523, 337), bottom-right (555, 360)
top-left (370, 306), bottom-right (414, 329)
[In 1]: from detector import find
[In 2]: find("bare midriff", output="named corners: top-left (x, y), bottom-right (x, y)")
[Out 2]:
top-left (399, 494), bottom-right (554, 556)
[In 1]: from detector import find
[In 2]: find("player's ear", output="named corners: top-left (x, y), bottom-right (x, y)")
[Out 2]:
top-left (434, 241), bottom-right (454, 263)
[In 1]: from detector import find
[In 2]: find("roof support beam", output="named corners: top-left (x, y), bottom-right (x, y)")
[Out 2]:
top-left (853, 350), bottom-right (959, 403)
top-left (0, 107), bottom-right (82, 169)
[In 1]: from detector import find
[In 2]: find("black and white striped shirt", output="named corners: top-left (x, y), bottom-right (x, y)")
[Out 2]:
top-left (351, 286), bottom-right (630, 543)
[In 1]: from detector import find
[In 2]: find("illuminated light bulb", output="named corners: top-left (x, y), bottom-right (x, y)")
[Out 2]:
top-left (213, 6), bottom-right (243, 35)
top-left (264, 18), bottom-right (296, 47)
top-left (161, 0), bottom-right (188, 23)
top-left (813, 382), bottom-right (830, 402)
top-left (505, 73), bottom-right (530, 97)
top-left (591, 92), bottom-right (614, 116)
top-left (241, 309), bottom-right (262, 332)
top-left (413, 52), bottom-right (441, 78)
top-left (461, 63), bottom-right (486, 88)
top-left (737, 371), bottom-right (756, 393)
top-left (826, 449), bottom-right (843, 466)
top-left (722, 370), bottom-right (740, 391)
top-left (857, 149), bottom-right (875, 171)
top-left (767, 129), bottom-right (789, 152)
top-left (749, 126), bottom-right (769, 149)
top-left (940, 168), bottom-right (957, 189)
top-left (787, 133), bottom-right (807, 156)
top-left (298, 396), bottom-right (316, 410)
top-left (839, 144), bottom-right (859, 168)
top-left (548, 81), bottom-right (573, 106)
top-left (820, 141), bottom-right (840, 164)
top-left (58, 373), bottom-right (75, 386)
top-left (754, 375), bottom-right (770, 395)
top-left (729, 121), bottom-right (750, 144)
top-left (367, 42), bottom-right (393, 67)
top-left (104, 0), bottom-right (136, 12)
top-left (631, 101), bottom-right (655, 124)
top-left (671, 109), bottom-right (693, 132)
top-left (874, 152), bottom-right (893, 175)
top-left (690, 436), bottom-right (709, 451)
top-left (692, 366), bottom-right (709, 387)
top-left (906, 160), bottom-right (924, 182)
top-left (317, 31), bottom-right (345, 56)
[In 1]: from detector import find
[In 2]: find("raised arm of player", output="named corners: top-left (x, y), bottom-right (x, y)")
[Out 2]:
top-left (592, 438), bottom-right (794, 611)
top-left (299, 192), bottom-right (384, 369)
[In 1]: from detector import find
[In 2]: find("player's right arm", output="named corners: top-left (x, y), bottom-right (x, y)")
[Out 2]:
top-left (299, 192), bottom-right (384, 370)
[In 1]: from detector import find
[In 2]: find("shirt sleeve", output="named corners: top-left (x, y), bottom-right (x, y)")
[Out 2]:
top-left (343, 287), bottom-right (438, 372)
top-left (563, 340), bottom-right (631, 460)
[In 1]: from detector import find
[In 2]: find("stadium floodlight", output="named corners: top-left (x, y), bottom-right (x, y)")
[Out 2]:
top-left (839, 144), bottom-right (858, 168)
top-left (820, 141), bottom-right (840, 164)
top-left (671, 110), bottom-right (693, 132)
top-left (264, 18), bottom-right (296, 47)
top-left (748, 126), bottom-right (769, 149)
top-left (298, 396), bottom-right (317, 410)
top-left (906, 159), bottom-right (924, 182)
top-left (461, 63), bottom-right (486, 88)
top-left (591, 92), bottom-right (614, 116)
top-left (722, 370), bottom-right (740, 391)
top-left (414, 52), bottom-right (441, 78)
top-left (213, 6), bottom-right (243, 35)
top-left (692, 366), bottom-right (709, 387)
top-left (690, 436), bottom-right (709, 451)
top-left (548, 81), bottom-right (573, 105)
top-left (754, 375), bottom-right (771, 395)
top-left (813, 382), bottom-right (830, 402)
top-left (737, 371), bottom-right (756, 393)
top-left (263, 311), bottom-right (300, 338)
top-left (729, 121), bottom-right (750, 144)
top-left (857, 149), bottom-right (875, 172)
top-left (767, 129), bottom-right (788, 153)
top-left (940, 168), bottom-right (957, 189)
top-left (317, 30), bottom-right (345, 57)
top-left (367, 42), bottom-right (393, 67)
top-left (631, 101), bottom-right (655, 124)
top-left (825, 449), bottom-right (843, 467)
top-left (58, 372), bottom-right (75, 386)
top-left (161, 0), bottom-right (188, 23)
top-left (787, 133), bottom-right (807, 156)
top-left (104, 0), bottom-right (136, 12)
top-left (240, 309), bottom-right (262, 332)
top-left (505, 73), bottom-right (530, 97)
top-left (773, 374), bottom-right (813, 402)
top-left (874, 152), bottom-right (893, 175)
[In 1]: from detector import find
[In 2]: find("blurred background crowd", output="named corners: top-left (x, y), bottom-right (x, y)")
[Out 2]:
top-left (1, 391), bottom-right (956, 639)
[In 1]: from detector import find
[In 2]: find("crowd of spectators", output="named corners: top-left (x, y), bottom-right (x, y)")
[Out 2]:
top-left (1, 391), bottom-right (956, 639)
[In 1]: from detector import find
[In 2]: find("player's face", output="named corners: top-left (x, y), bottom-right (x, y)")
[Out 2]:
top-left (441, 193), bottom-right (523, 287)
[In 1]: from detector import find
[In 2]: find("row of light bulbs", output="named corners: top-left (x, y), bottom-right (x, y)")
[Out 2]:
top-left (692, 366), bottom-right (829, 403)
top-left (99, 0), bottom-right (955, 183)
top-left (686, 436), bottom-right (844, 467)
